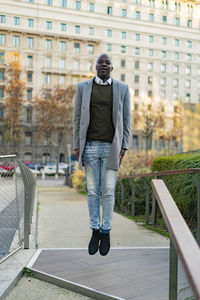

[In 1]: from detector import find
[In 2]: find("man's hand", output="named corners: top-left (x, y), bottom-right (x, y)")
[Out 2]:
top-left (119, 148), bottom-right (127, 167)
top-left (75, 149), bottom-right (80, 161)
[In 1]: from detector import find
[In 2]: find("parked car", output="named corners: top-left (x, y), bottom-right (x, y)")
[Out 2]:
top-left (43, 165), bottom-right (65, 175)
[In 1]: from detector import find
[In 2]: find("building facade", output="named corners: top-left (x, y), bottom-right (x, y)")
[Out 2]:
top-left (0, 0), bottom-right (200, 161)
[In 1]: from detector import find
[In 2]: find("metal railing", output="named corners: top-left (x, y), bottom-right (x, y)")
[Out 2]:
top-left (0, 155), bottom-right (36, 262)
top-left (118, 168), bottom-right (200, 246)
top-left (152, 179), bottom-right (200, 300)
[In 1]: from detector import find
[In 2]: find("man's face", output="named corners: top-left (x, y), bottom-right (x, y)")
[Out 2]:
top-left (96, 54), bottom-right (113, 80)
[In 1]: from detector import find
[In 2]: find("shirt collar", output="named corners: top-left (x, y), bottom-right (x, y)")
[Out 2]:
top-left (95, 76), bottom-right (112, 85)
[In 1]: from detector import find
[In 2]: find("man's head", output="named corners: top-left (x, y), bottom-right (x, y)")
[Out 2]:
top-left (96, 54), bottom-right (113, 82)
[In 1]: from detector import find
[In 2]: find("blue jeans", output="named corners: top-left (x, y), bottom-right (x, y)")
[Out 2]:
top-left (82, 141), bottom-right (117, 233)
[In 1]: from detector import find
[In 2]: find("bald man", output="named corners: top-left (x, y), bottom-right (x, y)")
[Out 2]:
top-left (73, 54), bottom-right (131, 256)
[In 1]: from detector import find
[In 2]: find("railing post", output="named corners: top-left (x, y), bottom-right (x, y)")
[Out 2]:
top-left (144, 178), bottom-right (150, 225)
top-left (192, 174), bottom-right (200, 246)
top-left (169, 238), bottom-right (178, 300)
top-left (152, 176), bottom-right (158, 225)
top-left (129, 178), bottom-right (135, 217)
top-left (120, 180), bottom-right (124, 212)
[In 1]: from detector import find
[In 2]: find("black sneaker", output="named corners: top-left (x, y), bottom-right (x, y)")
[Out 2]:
top-left (99, 232), bottom-right (110, 256)
top-left (88, 229), bottom-right (100, 255)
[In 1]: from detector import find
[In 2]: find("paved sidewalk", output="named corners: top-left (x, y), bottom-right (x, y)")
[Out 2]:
top-left (5, 178), bottom-right (169, 300)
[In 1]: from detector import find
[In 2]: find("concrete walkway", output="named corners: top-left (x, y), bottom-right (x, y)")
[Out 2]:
top-left (5, 178), bottom-right (169, 300)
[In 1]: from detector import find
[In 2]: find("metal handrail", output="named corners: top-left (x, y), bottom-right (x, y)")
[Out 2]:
top-left (152, 179), bottom-right (200, 300)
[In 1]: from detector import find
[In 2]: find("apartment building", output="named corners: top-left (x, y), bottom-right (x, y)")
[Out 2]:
top-left (0, 0), bottom-right (200, 160)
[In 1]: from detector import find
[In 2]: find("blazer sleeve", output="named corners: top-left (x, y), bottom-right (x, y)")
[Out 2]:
top-left (122, 85), bottom-right (131, 149)
top-left (73, 84), bottom-right (82, 150)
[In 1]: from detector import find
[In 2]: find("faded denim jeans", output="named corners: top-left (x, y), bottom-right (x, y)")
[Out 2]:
top-left (82, 141), bottom-right (117, 233)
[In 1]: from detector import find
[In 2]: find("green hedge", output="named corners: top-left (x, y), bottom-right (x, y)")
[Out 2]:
top-left (152, 152), bottom-right (200, 233)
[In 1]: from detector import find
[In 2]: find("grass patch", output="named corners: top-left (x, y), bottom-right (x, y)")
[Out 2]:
top-left (23, 267), bottom-right (34, 277)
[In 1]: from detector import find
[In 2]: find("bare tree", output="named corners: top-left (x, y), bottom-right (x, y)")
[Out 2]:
top-left (4, 51), bottom-right (25, 153)
top-left (35, 85), bottom-right (75, 173)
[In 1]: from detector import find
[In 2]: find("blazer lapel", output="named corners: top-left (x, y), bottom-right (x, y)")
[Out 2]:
top-left (82, 78), bottom-right (94, 106)
top-left (112, 79), bottom-right (119, 129)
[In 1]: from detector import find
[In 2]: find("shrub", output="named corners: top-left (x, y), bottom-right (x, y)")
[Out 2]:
top-left (71, 163), bottom-right (87, 193)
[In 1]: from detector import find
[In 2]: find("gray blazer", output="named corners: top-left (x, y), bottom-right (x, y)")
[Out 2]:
top-left (73, 77), bottom-right (131, 171)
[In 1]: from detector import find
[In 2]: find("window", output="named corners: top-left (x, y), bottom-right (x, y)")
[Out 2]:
top-left (135, 47), bottom-right (140, 55)
top-left (59, 75), bottom-right (65, 84)
top-left (89, 27), bottom-right (94, 35)
top-left (45, 56), bottom-right (51, 68)
top-left (122, 32), bottom-right (126, 39)
top-left (45, 74), bottom-right (51, 84)
top-left (162, 51), bottom-right (166, 58)
top-left (122, 9), bottom-right (127, 17)
top-left (188, 20), bottom-right (192, 28)
top-left (136, 11), bottom-right (141, 20)
top-left (173, 79), bottom-right (179, 87)
top-left (25, 133), bottom-right (32, 146)
top-left (175, 17), bottom-right (180, 26)
top-left (121, 59), bottom-right (126, 67)
top-left (73, 60), bottom-right (79, 70)
top-left (45, 39), bottom-right (52, 50)
top-left (13, 35), bottom-right (20, 47)
top-left (61, 0), bottom-right (67, 7)
top-left (27, 37), bottom-right (34, 48)
top-left (162, 37), bottom-right (167, 45)
top-left (121, 74), bottom-right (125, 81)
top-left (173, 92), bottom-right (178, 100)
top-left (0, 15), bottom-right (6, 23)
top-left (135, 75), bottom-right (139, 83)
top-left (121, 45), bottom-right (126, 53)
top-left (149, 49), bottom-right (153, 57)
top-left (27, 55), bottom-right (33, 67)
top-left (28, 18), bottom-right (34, 27)
top-left (46, 21), bottom-right (52, 30)
top-left (106, 44), bottom-right (112, 51)
top-left (161, 64), bottom-right (166, 73)
top-left (47, 0), bottom-right (52, 5)
top-left (107, 6), bottom-right (112, 15)
top-left (27, 72), bottom-right (32, 82)
top-left (148, 76), bottom-right (152, 84)
top-left (0, 108), bottom-right (4, 119)
top-left (107, 29), bottom-right (112, 38)
top-left (0, 52), bottom-right (4, 63)
top-left (89, 3), bottom-right (94, 12)
top-left (175, 39), bottom-right (179, 47)
top-left (174, 52), bottom-right (179, 60)
top-left (60, 58), bottom-right (65, 69)
top-left (186, 93), bottom-right (191, 102)
top-left (75, 1), bottom-right (81, 9)
top-left (160, 78), bottom-right (166, 86)
top-left (74, 43), bottom-right (80, 53)
top-left (13, 16), bottom-right (20, 25)
top-left (149, 35), bottom-right (154, 43)
top-left (135, 33), bottom-right (140, 41)
top-left (0, 88), bottom-right (4, 98)
top-left (60, 41), bottom-right (66, 51)
top-left (187, 41), bottom-right (192, 48)
top-left (134, 89), bottom-right (139, 97)
top-left (160, 91), bottom-right (166, 99)
top-left (88, 44), bottom-right (94, 54)
top-left (187, 54), bottom-right (192, 61)
top-left (0, 34), bottom-right (5, 45)
top-left (61, 23), bottom-right (66, 31)
top-left (173, 65), bottom-right (179, 74)
top-left (27, 89), bottom-right (32, 100)
top-left (88, 61), bottom-right (93, 71)
top-left (75, 25), bottom-right (80, 33)
top-left (147, 62), bottom-right (153, 71)
top-left (0, 71), bottom-right (4, 80)
top-left (186, 80), bottom-right (191, 88)
top-left (148, 90), bottom-right (152, 98)
top-left (149, 13), bottom-right (154, 22)
top-left (28, 0), bottom-right (34, 2)
top-left (135, 61), bottom-right (139, 69)
top-left (186, 67), bottom-right (191, 75)
top-left (162, 16), bottom-right (167, 24)
top-left (26, 107), bottom-right (32, 122)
